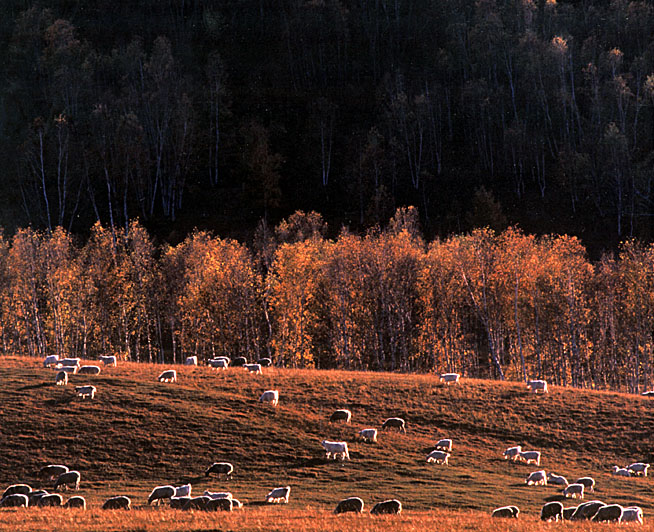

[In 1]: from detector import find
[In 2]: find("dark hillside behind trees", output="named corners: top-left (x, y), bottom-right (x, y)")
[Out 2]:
top-left (2, 0), bottom-right (654, 254)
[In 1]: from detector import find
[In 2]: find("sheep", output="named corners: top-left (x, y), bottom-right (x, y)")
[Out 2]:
top-left (148, 485), bottom-right (175, 505)
top-left (39, 465), bottom-right (69, 481)
top-left (208, 358), bottom-right (229, 370)
top-left (244, 363), bottom-right (262, 374)
top-left (562, 483), bottom-right (584, 499)
top-left (231, 499), bottom-right (243, 508)
top-left (381, 417), bottom-right (406, 433)
top-left (592, 504), bottom-right (624, 523)
top-left (562, 506), bottom-right (578, 520)
top-left (158, 369), bottom-right (177, 383)
top-left (265, 486), bottom-right (290, 504)
top-left (74, 385), bottom-right (96, 399)
top-left (491, 505), bottom-right (519, 518)
top-left (612, 465), bottom-right (632, 477)
top-left (185, 356), bottom-right (198, 366)
top-left (570, 500), bottom-right (605, 521)
top-left (2, 484), bottom-right (31, 498)
top-left (546, 472), bottom-right (568, 486)
top-left (525, 470), bottom-right (547, 486)
top-left (426, 450), bottom-right (450, 465)
top-left (64, 496), bottom-right (86, 509)
top-left (574, 477), bottom-right (595, 492)
top-left (58, 358), bottom-right (81, 368)
top-left (527, 379), bottom-right (548, 393)
top-left (502, 445), bottom-right (522, 461)
top-left (627, 462), bottom-right (650, 476)
top-left (183, 496), bottom-right (210, 510)
top-left (58, 365), bottom-right (78, 374)
top-left (518, 450), bottom-right (541, 466)
top-left (54, 471), bottom-right (81, 492)
top-left (0, 494), bottom-right (28, 508)
top-left (257, 357), bottom-right (273, 367)
top-left (435, 438), bottom-right (453, 452)
top-left (439, 373), bottom-right (460, 384)
top-left (642, 390), bottom-right (654, 397)
top-left (205, 462), bottom-right (233, 479)
top-left (55, 371), bottom-right (68, 386)
top-left (78, 365), bottom-right (101, 375)
top-left (170, 496), bottom-right (191, 509)
top-left (622, 506), bottom-right (644, 524)
top-left (43, 355), bottom-right (59, 368)
top-left (370, 499), bottom-right (402, 515)
top-left (203, 491), bottom-right (233, 500)
top-left (359, 428), bottom-right (378, 443)
top-left (540, 501), bottom-right (564, 521)
top-left (329, 409), bottom-right (352, 423)
top-left (174, 484), bottom-right (191, 498)
top-left (335, 497), bottom-right (365, 514)
top-left (205, 497), bottom-right (233, 512)
top-left (259, 390), bottom-right (279, 406)
top-left (99, 355), bottom-right (117, 367)
top-left (321, 440), bottom-right (350, 460)
top-left (37, 493), bottom-right (63, 507)
top-left (102, 495), bottom-right (131, 510)
top-left (231, 356), bottom-right (247, 367)
top-left (27, 490), bottom-right (48, 505)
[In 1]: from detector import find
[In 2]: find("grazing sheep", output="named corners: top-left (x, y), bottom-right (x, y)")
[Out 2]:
top-left (525, 470), bottom-right (547, 486)
top-left (259, 390), bottom-right (279, 406)
top-left (39, 465), bottom-right (69, 481)
top-left (426, 450), bottom-right (450, 465)
top-left (435, 438), bottom-right (453, 452)
top-left (574, 477), bottom-right (595, 492)
top-left (205, 462), bottom-right (233, 479)
top-left (231, 499), bottom-right (243, 508)
top-left (3, 484), bottom-right (32, 498)
top-left (0, 494), bottom-right (28, 508)
top-left (58, 358), bottom-right (81, 368)
top-left (28, 490), bottom-right (49, 505)
top-left (99, 355), bottom-right (117, 367)
top-left (592, 504), bottom-right (624, 523)
top-left (265, 486), bottom-right (291, 504)
top-left (570, 500), bottom-right (605, 521)
top-left (642, 390), bottom-right (654, 397)
top-left (329, 409), bottom-right (352, 423)
top-left (321, 440), bottom-right (350, 460)
top-left (170, 496), bottom-right (191, 509)
top-left (64, 496), bottom-right (86, 509)
top-left (562, 483), bottom-right (584, 499)
top-left (622, 506), bottom-right (644, 524)
top-left (231, 356), bottom-right (247, 367)
top-left (58, 365), bottom-right (78, 374)
top-left (102, 495), bottom-right (131, 510)
top-left (78, 365), bottom-right (101, 375)
top-left (148, 485), bottom-right (175, 505)
top-left (37, 493), bottom-right (63, 507)
top-left (203, 491), bottom-right (232, 500)
top-left (55, 371), bottom-right (68, 386)
top-left (205, 497), bottom-right (233, 511)
top-left (54, 471), bottom-right (80, 492)
top-left (518, 450), bottom-right (541, 466)
top-left (208, 358), bottom-right (229, 370)
top-left (546, 472), bottom-right (568, 486)
top-left (335, 497), bottom-right (365, 514)
top-left (43, 355), bottom-right (59, 368)
top-left (244, 363), bottom-right (262, 374)
top-left (527, 379), bottom-right (548, 393)
top-left (381, 417), bottom-right (406, 433)
top-left (74, 385), bottom-right (96, 399)
top-left (370, 499), bottom-right (402, 515)
top-left (627, 462), bottom-right (650, 476)
top-left (612, 466), bottom-right (632, 477)
top-left (540, 501), bottom-right (564, 521)
top-left (174, 484), bottom-right (191, 498)
top-left (185, 356), bottom-right (198, 366)
top-left (439, 372), bottom-right (460, 384)
top-left (183, 496), bottom-right (210, 510)
top-left (503, 445), bottom-right (522, 461)
top-left (359, 428), bottom-right (378, 443)
top-left (562, 506), bottom-right (578, 520)
top-left (491, 505), bottom-right (519, 518)
top-left (257, 357), bottom-right (273, 367)
top-left (158, 369), bottom-right (177, 383)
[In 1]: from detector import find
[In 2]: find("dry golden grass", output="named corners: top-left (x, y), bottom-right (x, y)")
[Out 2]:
top-left (0, 356), bottom-right (653, 531)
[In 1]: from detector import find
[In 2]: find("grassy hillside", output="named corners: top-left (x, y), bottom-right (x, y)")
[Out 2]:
top-left (0, 356), bottom-right (653, 531)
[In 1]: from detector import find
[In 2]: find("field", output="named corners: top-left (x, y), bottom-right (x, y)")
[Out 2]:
top-left (0, 356), bottom-right (653, 531)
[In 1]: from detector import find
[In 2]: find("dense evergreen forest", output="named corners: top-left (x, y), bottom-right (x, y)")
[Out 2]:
top-left (2, 0), bottom-right (654, 253)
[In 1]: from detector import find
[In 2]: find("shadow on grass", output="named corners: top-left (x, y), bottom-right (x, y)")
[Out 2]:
top-left (544, 494), bottom-right (567, 502)
top-left (18, 382), bottom-right (51, 391)
top-left (44, 394), bottom-right (76, 406)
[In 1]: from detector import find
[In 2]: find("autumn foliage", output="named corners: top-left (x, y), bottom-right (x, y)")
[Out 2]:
top-left (1, 208), bottom-right (653, 392)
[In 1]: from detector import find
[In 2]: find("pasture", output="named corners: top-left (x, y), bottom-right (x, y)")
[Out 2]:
top-left (0, 356), bottom-right (652, 531)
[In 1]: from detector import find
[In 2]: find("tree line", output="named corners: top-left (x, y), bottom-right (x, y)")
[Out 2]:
top-left (1, 208), bottom-right (652, 394)
top-left (3, 1), bottom-right (654, 250)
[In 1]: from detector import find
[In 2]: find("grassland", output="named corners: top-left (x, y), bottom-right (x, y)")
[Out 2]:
top-left (0, 356), bottom-right (652, 531)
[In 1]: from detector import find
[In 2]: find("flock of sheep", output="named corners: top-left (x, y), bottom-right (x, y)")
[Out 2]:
top-left (0, 355), bottom-right (650, 524)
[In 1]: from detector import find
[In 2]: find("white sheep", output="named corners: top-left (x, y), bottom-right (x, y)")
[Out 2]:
top-left (330, 409), bottom-right (352, 423)
top-left (259, 390), bottom-right (279, 406)
top-left (370, 499), bottom-right (402, 515)
top-left (627, 462), bottom-right (650, 476)
top-left (321, 440), bottom-right (350, 460)
top-left (612, 466), bottom-right (632, 477)
top-left (58, 358), bottom-right (81, 368)
top-left (2, 484), bottom-right (31, 498)
top-left (503, 445), bottom-right (522, 461)
top-left (435, 438), bottom-right (453, 452)
top-left (265, 486), bottom-right (290, 504)
top-left (174, 484), bottom-right (191, 498)
top-left (206, 497), bottom-right (233, 511)
top-left (525, 470), bottom-right (547, 486)
top-left (546, 472), bottom-right (568, 486)
top-left (99, 355), bottom-right (117, 367)
top-left (102, 495), bottom-right (131, 510)
top-left (64, 495), bottom-right (86, 509)
top-left (244, 363), bottom-right (262, 374)
top-left (518, 450), bottom-right (541, 466)
top-left (562, 483), bottom-right (585, 499)
top-left (492, 505), bottom-right (519, 518)
top-left (527, 379), bottom-right (548, 393)
top-left (75, 385), bottom-right (96, 399)
top-left (426, 450), bottom-right (450, 465)
top-left (592, 504), bottom-right (624, 523)
top-left (0, 494), bottom-right (28, 507)
top-left (203, 490), bottom-right (232, 500)
top-left (39, 464), bottom-right (69, 481)
top-left (335, 497), bottom-right (365, 514)
top-left (208, 358), bottom-right (229, 370)
top-left (148, 485), bottom-right (175, 505)
top-left (43, 355), bottom-right (59, 368)
top-left (55, 371), bottom-right (68, 386)
top-left (205, 462), bottom-right (233, 478)
top-left (574, 477), bottom-right (595, 492)
top-left (78, 365), bottom-right (101, 375)
top-left (439, 373), bottom-right (460, 384)
top-left (381, 417), bottom-right (406, 433)
top-left (58, 365), bottom-right (78, 374)
top-left (37, 493), bottom-right (63, 507)
top-left (622, 506), bottom-right (644, 524)
top-left (54, 471), bottom-right (80, 491)
top-left (540, 501), bottom-right (563, 521)
top-left (158, 369), bottom-right (177, 383)
top-left (359, 428), bottom-right (378, 443)
top-left (185, 356), bottom-right (198, 366)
